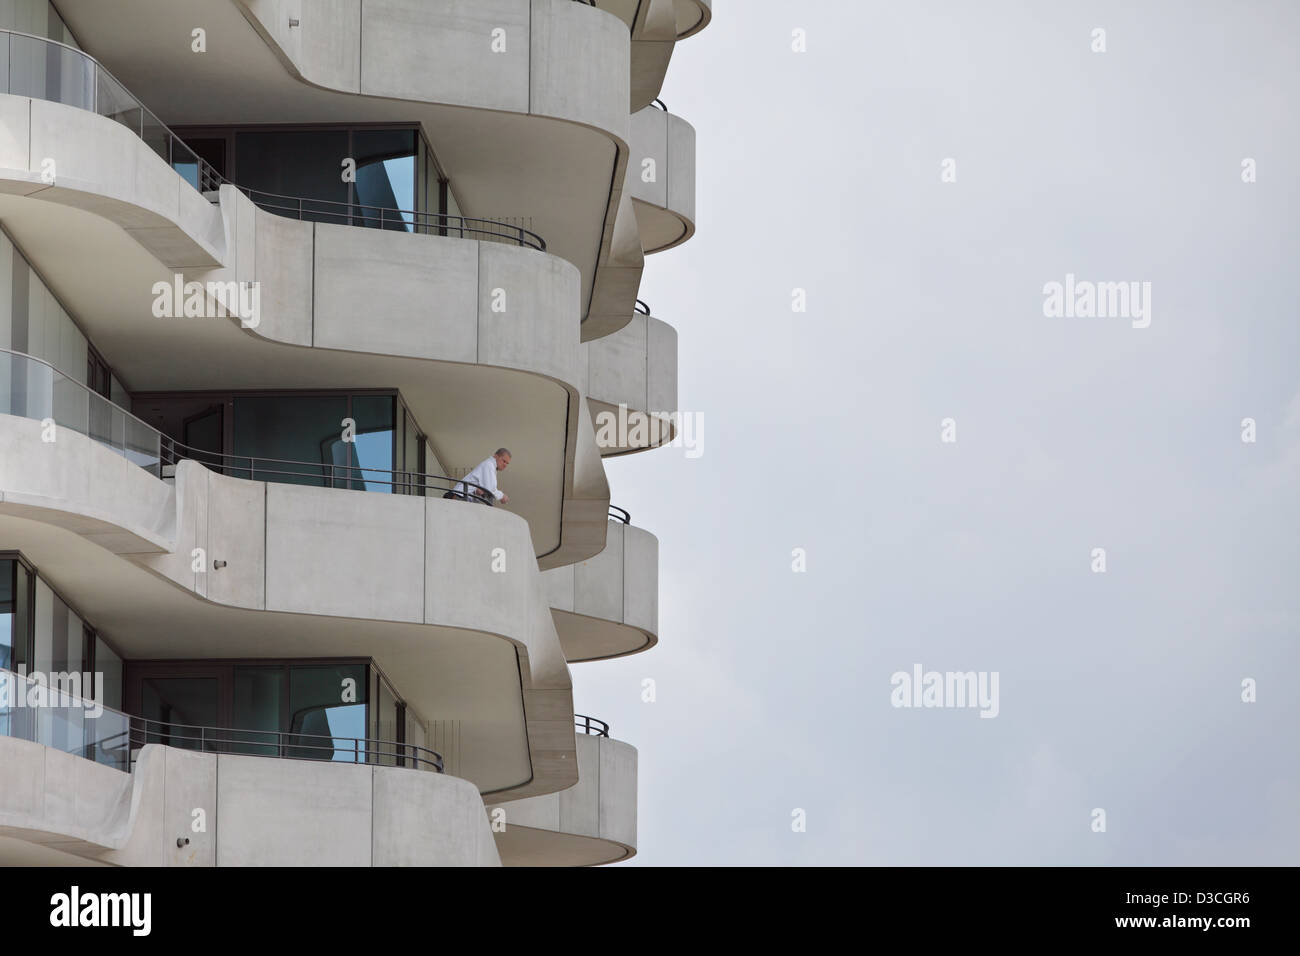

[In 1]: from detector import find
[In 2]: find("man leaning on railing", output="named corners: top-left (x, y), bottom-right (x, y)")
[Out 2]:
top-left (445, 448), bottom-right (511, 505)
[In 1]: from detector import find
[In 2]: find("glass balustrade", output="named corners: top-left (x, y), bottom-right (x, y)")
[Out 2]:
top-left (0, 349), bottom-right (161, 475)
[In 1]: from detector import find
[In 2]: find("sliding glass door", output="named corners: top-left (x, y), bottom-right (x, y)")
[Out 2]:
top-left (125, 660), bottom-right (369, 761)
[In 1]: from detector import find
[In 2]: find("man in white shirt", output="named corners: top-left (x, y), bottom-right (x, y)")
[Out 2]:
top-left (452, 448), bottom-right (511, 504)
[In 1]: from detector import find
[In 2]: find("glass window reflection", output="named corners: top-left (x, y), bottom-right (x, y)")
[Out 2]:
top-left (232, 395), bottom-right (351, 486)
top-left (350, 395), bottom-right (395, 493)
top-left (287, 664), bottom-right (367, 763)
top-left (352, 129), bottom-right (416, 231)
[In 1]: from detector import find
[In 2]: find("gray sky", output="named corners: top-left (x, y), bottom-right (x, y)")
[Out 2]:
top-left (573, 0), bottom-right (1300, 865)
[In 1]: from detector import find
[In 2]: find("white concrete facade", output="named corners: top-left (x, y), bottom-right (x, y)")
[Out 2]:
top-left (0, 0), bottom-right (713, 866)
top-left (490, 732), bottom-right (637, 866)
top-left (0, 96), bottom-right (611, 567)
top-left (0, 737), bottom-right (500, 866)
top-left (54, 0), bottom-right (637, 330)
top-left (584, 310), bottom-right (680, 455)
top-left (628, 105), bottom-right (697, 253)
top-left (544, 519), bottom-right (659, 663)
top-left (0, 413), bottom-right (575, 799)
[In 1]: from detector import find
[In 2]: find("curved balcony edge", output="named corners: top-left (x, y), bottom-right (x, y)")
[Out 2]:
top-left (0, 94), bottom-right (226, 271)
top-left (627, 104), bottom-right (696, 254)
top-left (543, 519), bottom-right (659, 663)
top-left (583, 311), bottom-right (680, 457)
top-left (12, 4), bottom-right (637, 348)
top-left (0, 97), bottom-right (613, 567)
top-left (673, 0), bottom-right (713, 39)
top-left (593, 0), bottom-right (681, 112)
top-left (222, 0), bottom-right (638, 327)
top-left (0, 737), bottom-right (501, 866)
top-left (488, 731), bottom-right (637, 866)
top-left (0, 412), bottom-right (579, 800)
top-left (231, 0), bottom-right (631, 148)
top-left (583, 186), bottom-right (645, 342)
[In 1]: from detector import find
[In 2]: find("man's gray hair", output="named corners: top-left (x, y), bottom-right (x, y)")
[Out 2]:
top-left (495, 448), bottom-right (511, 457)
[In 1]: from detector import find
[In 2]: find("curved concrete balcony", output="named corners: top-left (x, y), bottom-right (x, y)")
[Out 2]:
top-left (594, 0), bottom-right (679, 111)
top-left (489, 718), bottom-right (636, 865)
top-left (0, 401), bottom-right (579, 802)
top-left (627, 104), bottom-right (696, 253)
top-left (0, 89), bottom-right (610, 569)
top-left (52, 0), bottom-right (640, 333)
top-left (543, 516), bottom-right (658, 663)
top-left (583, 303), bottom-right (679, 456)
top-left (583, 186), bottom-right (645, 342)
top-left (0, 737), bottom-right (500, 866)
top-left (674, 0), bottom-right (713, 39)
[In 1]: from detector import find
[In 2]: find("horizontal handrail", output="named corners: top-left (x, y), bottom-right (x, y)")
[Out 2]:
top-left (575, 714), bottom-right (610, 737)
top-left (0, 666), bottom-right (443, 773)
top-left (119, 714), bottom-right (445, 773)
top-left (634, 299), bottom-right (651, 315)
top-left (0, 347), bottom-right (494, 502)
top-left (227, 184), bottom-right (546, 250)
top-left (1, 347), bottom-right (168, 441)
top-left (0, 29), bottom-right (544, 250)
top-left (158, 434), bottom-right (495, 501)
top-left (609, 505), bottom-right (631, 524)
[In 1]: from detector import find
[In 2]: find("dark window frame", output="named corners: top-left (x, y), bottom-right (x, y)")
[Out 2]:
top-left (0, 550), bottom-right (124, 702)
top-left (166, 122), bottom-right (449, 217)
top-left (0, 551), bottom-right (36, 673)
top-left (130, 388), bottom-right (429, 491)
top-left (125, 657), bottom-right (374, 747)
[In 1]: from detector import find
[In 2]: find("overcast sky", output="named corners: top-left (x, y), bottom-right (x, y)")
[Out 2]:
top-left (573, 0), bottom-right (1300, 865)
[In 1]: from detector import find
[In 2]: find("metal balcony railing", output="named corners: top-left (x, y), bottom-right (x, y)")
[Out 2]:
top-left (0, 667), bottom-right (443, 774)
top-left (609, 505), bottom-right (632, 524)
top-left (226, 185), bottom-right (546, 249)
top-left (0, 348), bottom-right (493, 501)
top-left (0, 29), bottom-right (545, 250)
top-left (575, 714), bottom-right (610, 737)
top-left (115, 716), bottom-right (446, 773)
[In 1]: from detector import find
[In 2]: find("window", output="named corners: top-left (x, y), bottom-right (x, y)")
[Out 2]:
top-left (92, 635), bottom-right (123, 711)
top-left (287, 662), bottom-right (367, 762)
top-left (351, 129), bottom-right (417, 230)
top-left (137, 390), bottom-right (424, 493)
top-left (33, 577), bottom-right (86, 676)
top-left (233, 666), bottom-right (283, 756)
top-left (0, 552), bottom-right (123, 762)
top-left (400, 404), bottom-right (425, 495)
top-left (0, 558), bottom-right (32, 740)
top-left (0, 558), bottom-right (31, 673)
top-left (234, 129), bottom-right (351, 223)
top-left (372, 670), bottom-right (399, 767)
top-left (350, 395), bottom-right (395, 492)
top-left (231, 394), bottom-right (351, 486)
top-left (174, 125), bottom-right (446, 228)
top-left (172, 137), bottom-right (227, 191)
top-left (139, 674), bottom-right (220, 750)
top-left (124, 660), bottom-right (373, 763)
